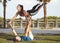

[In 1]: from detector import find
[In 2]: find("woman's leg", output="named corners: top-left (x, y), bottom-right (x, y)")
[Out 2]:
top-left (25, 16), bottom-right (31, 37)
top-left (28, 3), bottom-right (47, 16)
top-left (32, 3), bottom-right (40, 10)
top-left (27, 4), bottom-right (40, 13)
top-left (27, 3), bottom-right (45, 14)
top-left (32, 3), bottom-right (46, 12)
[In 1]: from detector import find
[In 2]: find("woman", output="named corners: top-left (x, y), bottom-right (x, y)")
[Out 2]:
top-left (8, 3), bottom-right (46, 41)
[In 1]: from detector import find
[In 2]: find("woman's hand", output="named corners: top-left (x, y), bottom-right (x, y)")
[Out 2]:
top-left (8, 13), bottom-right (18, 36)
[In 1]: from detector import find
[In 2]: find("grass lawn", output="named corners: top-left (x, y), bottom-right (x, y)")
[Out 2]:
top-left (0, 33), bottom-right (60, 43)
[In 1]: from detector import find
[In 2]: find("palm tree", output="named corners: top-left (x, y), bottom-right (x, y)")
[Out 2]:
top-left (37, 0), bottom-right (51, 29)
top-left (0, 0), bottom-right (6, 28)
top-left (43, 0), bottom-right (51, 29)
top-left (43, 0), bottom-right (47, 29)
top-left (0, 0), bottom-right (11, 28)
top-left (0, 0), bottom-right (2, 2)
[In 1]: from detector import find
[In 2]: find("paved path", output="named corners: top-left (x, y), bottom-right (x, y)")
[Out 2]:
top-left (0, 28), bottom-right (60, 34)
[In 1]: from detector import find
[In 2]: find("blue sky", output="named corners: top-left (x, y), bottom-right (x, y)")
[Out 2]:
top-left (0, 0), bottom-right (60, 19)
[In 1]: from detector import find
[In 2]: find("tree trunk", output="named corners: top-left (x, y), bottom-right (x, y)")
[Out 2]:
top-left (43, 0), bottom-right (47, 29)
top-left (3, 0), bottom-right (6, 28)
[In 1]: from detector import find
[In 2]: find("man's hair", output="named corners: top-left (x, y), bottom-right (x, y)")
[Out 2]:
top-left (13, 37), bottom-right (17, 41)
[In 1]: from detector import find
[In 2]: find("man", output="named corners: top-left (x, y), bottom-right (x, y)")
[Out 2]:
top-left (13, 26), bottom-right (34, 41)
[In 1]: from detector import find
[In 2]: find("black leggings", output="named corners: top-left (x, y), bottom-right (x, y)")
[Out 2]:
top-left (27, 3), bottom-right (46, 16)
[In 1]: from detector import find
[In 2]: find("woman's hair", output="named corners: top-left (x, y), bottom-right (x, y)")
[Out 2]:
top-left (17, 4), bottom-right (23, 13)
